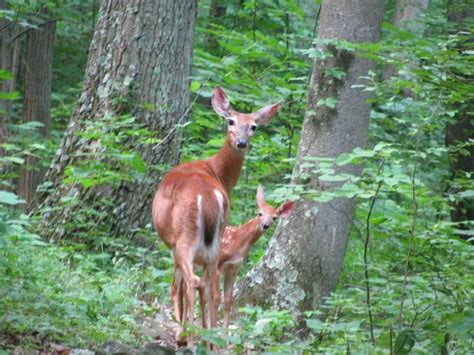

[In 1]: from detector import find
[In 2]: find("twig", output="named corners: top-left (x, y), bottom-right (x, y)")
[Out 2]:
top-left (428, 243), bottom-right (461, 310)
top-left (398, 90), bottom-right (443, 328)
top-left (152, 74), bottom-right (213, 151)
top-left (7, 18), bottom-right (58, 44)
top-left (389, 323), bottom-right (393, 355)
top-left (364, 159), bottom-right (384, 345)
top-left (409, 290), bottom-right (432, 328)
top-left (398, 159), bottom-right (418, 327)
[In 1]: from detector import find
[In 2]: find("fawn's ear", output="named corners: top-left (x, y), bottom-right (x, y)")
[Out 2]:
top-left (256, 185), bottom-right (265, 209)
top-left (251, 102), bottom-right (280, 125)
top-left (277, 201), bottom-right (295, 218)
top-left (212, 86), bottom-right (232, 118)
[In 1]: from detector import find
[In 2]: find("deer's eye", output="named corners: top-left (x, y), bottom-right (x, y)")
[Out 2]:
top-left (250, 125), bottom-right (257, 131)
top-left (258, 213), bottom-right (263, 217)
top-left (228, 119), bottom-right (235, 126)
top-left (273, 216), bottom-right (277, 221)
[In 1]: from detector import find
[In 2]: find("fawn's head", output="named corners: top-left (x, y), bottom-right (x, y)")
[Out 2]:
top-left (211, 87), bottom-right (280, 153)
top-left (255, 186), bottom-right (294, 232)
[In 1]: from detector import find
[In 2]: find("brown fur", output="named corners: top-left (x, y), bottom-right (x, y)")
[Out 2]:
top-left (151, 87), bottom-right (280, 346)
top-left (197, 186), bottom-right (295, 329)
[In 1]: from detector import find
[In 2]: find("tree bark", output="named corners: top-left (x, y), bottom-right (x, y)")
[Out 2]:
top-left (204, 0), bottom-right (227, 51)
top-left (0, 0), bottom-right (11, 170)
top-left (446, 0), bottom-right (474, 236)
top-left (393, 0), bottom-right (429, 29)
top-left (0, 0), bottom-right (20, 180)
top-left (236, 0), bottom-right (384, 318)
top-left (17, 14), bottom-right (56, 210)
top-left (384, 0), bottom-right (429, 80)
top-left (210, 0), bottom-right (226, 19)
top-left (33, 0), bottom-right (197, 241)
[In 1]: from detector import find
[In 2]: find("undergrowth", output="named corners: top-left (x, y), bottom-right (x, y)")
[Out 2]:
top-left (0, 220), bottom-right (172, 351)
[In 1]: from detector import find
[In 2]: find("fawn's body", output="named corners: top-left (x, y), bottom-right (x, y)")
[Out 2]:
top-left (197, 186), bottom-right (294, 328)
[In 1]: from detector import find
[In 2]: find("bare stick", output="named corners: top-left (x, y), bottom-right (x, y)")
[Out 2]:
top-left (364, 159), bottom-right (384, 345)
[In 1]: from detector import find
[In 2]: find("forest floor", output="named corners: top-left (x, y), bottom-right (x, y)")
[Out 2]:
top-left (2, 302), bottom-right (236, 354)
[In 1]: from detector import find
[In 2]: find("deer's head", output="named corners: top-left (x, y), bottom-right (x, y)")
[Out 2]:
top-left (255, 186), bottom-right (294, 232)
top-left (211, 86), bottom-right (280, 153)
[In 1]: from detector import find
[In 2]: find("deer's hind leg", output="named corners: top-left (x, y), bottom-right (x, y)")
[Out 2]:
top-left (171, 267), bottom-right (185, 343)
top-left (174, 238), bottom-right (201, 347)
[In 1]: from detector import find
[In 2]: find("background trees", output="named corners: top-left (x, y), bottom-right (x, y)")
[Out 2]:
top-left (445, 0), bottom-right (473, 235)
top-left (16, 8), bottom-right (55, 209)
top-left (0, 0), bottom-right (472, 353)
top-left (33, 0), bottom-right (198, 242)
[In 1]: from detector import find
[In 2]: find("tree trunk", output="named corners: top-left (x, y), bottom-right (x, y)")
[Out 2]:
top-left (384, 0), bottom-right (429, 80)
top-left (204, 0), bottom-right (227, 50)
top-left (0, 0), bottom-right (11, 169)
top-left (394, 0), bottom-right (429, 28)
top-left (210, 0), bottom-right (226, 19)
top-left (0, 0), bottom-right (16, 122)
top-left (236, 0), bottom-right (384, 318)
top-left (34, 0), bottom-right (197, 242)
top-left (446, 0), bottom-right (474, 237)
top-left (0, 0), bottom-right (20, 181)
top-left (17, 15), bottom-right (56, 210)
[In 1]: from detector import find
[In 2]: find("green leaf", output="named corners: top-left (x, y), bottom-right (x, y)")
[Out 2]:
top-left (317, 98), bottom-right (338, 109)
top-left (319, 174), bottom-right (347, 182)
top-left (394, 329), bottom-right (416, 355)
top-left (325, 67), bottom-right (346, 80)
top-left (0, 191), bottom-right (25, 205)
top-left (0, 91), bottom-right (19, 100)
top-left (0, 69), bottom-right (13, 80)
top-left (459, 190), bottom-right (474, 199)
top-left (306, 318), bottom-right (324, 331)
top-left (4, 157), bottom-right (24, 165)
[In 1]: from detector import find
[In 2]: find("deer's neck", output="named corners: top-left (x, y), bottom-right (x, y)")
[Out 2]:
top-left (238, 217), bottom-right (264, 247)
top-left (208, 139), bottom-right (245, 194)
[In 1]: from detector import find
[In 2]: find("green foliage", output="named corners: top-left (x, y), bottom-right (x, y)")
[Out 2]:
top-left (0, 195), bottom-right (171, 350)
top-left (1, 0), bottom-right (473, 353)
top-left (63, 114), bottom-right (155, 188)
top-left (0, 238), bottom-right (169, 349)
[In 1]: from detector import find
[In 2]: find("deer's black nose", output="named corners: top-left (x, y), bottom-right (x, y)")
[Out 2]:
top-left (236, 139), bottom-right (247, 149)
top-left (263, 224), bottom-right (269, 230)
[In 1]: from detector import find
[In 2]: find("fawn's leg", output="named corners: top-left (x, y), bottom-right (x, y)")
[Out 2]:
top-left (223, 269), bottom-right (237, 329)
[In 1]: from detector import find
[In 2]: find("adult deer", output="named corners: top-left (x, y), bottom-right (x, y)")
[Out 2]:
top-left (199, 186), bottom-right (294, 329)
top-left (152, 87), bottom-right (280, 346)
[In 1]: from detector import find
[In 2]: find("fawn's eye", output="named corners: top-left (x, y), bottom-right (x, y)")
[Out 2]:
top-left (258, 212), bottom-right (263, 217)
top-left (228, 119), bottom-right (235, 126)
top-left (273, 216), bottom-right (277, 221)
top-left (250, 125), bottom-right (257, 131)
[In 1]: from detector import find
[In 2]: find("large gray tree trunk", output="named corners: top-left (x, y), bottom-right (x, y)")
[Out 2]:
top-left (34, 0), bottom-right (197, 241)
top-left (446, 0), bottom-right (474, 237)
top-left (236, 0), bottom-right (384, 317)
top-left (17, 15), bottom-right (56, 210)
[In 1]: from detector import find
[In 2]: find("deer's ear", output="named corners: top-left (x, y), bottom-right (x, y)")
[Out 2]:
top-left (252, 102), bottom-right (280, 125)
top-left (212, 86), bottom-right (232, 118)
top-left (256, 185), bottom-right (265, 208)
top-left (277, 201), bottom-right (294, 218)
